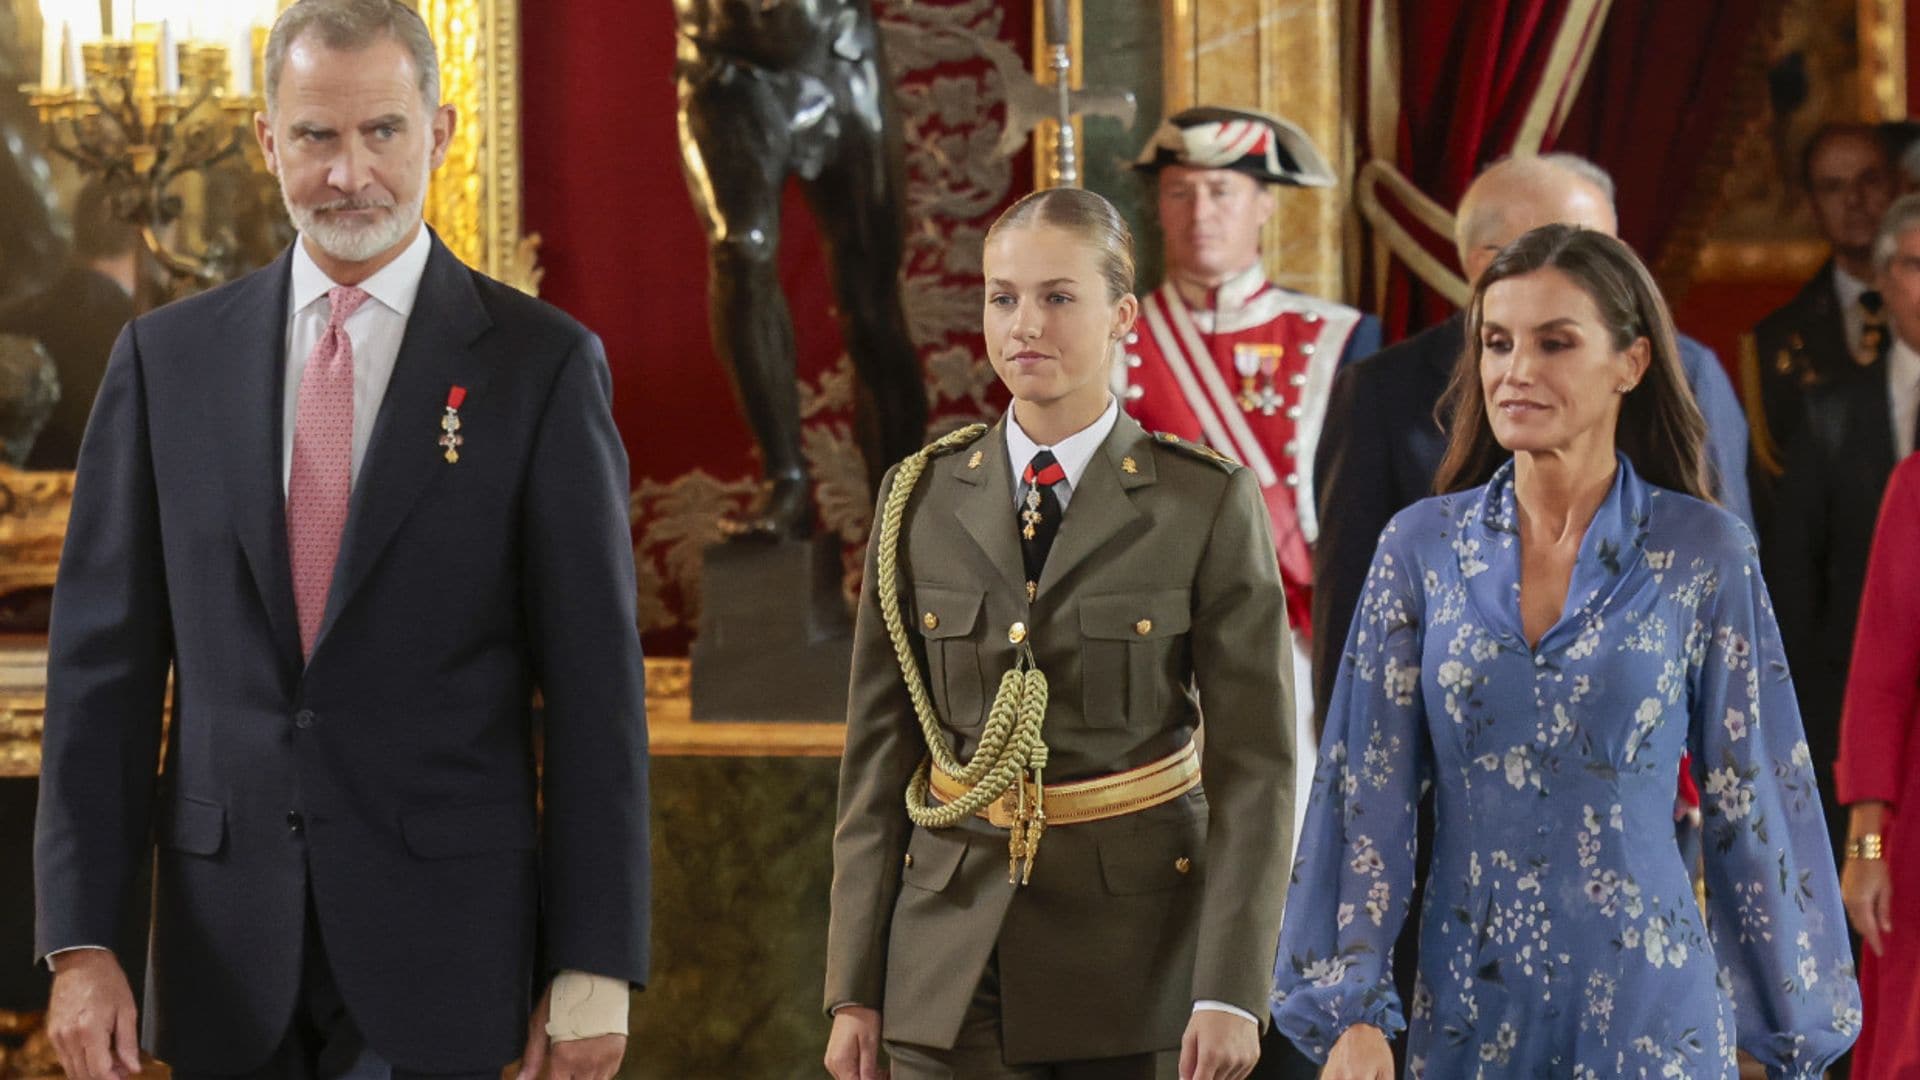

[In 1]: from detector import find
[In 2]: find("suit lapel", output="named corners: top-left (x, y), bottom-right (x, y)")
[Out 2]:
top-left (1806, 262), bottom-right (1850, 363)
top-left (311, 233), bottom-right (494, 656)
top-left (953, 417), bottom-right (1028, 597)
top-left (210, 248), bottom-right (302, 674)
top-left (1037, 415), bottom-right (1148, 593)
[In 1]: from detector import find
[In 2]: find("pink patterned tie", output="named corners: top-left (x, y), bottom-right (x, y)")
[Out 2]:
top-left (287, 285), bottom-right (370, 659)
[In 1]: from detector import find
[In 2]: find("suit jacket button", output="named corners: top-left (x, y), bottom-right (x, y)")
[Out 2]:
top-left (294, 709), bottom-right (315, 730)
top-left (286, 811), bottom-right (305, 834)
top-left (922, 612), bottom-right (939, 631)
top-left (1174, 856), bottom-right (1192, 874)
top-left (1008, 622), bottom-right (1028, 644)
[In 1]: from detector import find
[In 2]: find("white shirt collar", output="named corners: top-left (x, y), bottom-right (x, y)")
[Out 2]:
top-left (1890, 334), bottom-right (1920, 385)
top-left (1834, 263), bottom-right (1870, 309)
top-left (1211, 260), bottom-right (1268, 312)
top-left (1005, 398), bottom-right (1119, 504)
top-left (290, 225), bottom-right (433, 318)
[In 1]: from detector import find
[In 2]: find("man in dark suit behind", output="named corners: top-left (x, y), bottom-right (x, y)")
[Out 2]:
top-left (1767, 191), bottom-right (1920, 868)
top-left (33, 3), bottom-right (649, 1078)
top-left (1311, 153), bottom-right (1752, 720)
top-left (0, 179), bottom-right (139, 471)
top-left (1743, 124), bottom-right (1899, 520)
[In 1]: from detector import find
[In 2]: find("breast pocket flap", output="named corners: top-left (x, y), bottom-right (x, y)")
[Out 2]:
top-left (1077, 589), bottom-right (1192, 640)
top-left (913, 585), bottom-right (984, 641)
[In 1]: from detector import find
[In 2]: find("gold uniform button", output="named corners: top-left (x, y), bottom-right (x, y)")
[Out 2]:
top-left (1009, 621), bottom-right (1028, 644)
top-left (922, 612), bottom-right (939, 631)
top-left (1174, 856), bottom-right (1192, 874)
top-left (904, 853), bottom-right (915, 868)
top-left (1134, 619), bottom-right (1153, 636)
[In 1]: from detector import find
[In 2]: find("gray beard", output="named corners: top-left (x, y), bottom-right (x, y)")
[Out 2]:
top-left (284, 178), bottom-right (428, 265)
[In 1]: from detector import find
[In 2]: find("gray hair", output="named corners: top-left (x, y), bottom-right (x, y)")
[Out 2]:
top-left (1456, 152), bottom-right (1619, 254)
top-left (1873, 193), bottom-right (1920, 275)
top-left (1536, 153), bottom-right (1617, 203)
top-left (265, 0), bottom-right (440, 115)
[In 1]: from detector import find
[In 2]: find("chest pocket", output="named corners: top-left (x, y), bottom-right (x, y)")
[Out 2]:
top-left (1077, 588), bottom-right (1192, 728)
top-left (914, 584), bottom-right (986, 732)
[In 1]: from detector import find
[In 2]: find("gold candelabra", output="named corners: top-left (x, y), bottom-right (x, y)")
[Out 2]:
top-left (25, 31), bottom-right (269, 292)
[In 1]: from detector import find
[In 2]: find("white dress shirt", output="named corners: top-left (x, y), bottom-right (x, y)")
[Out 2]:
top-left (1835, 263), bottom-right (1870, 359)
top-left (282, 227), bottom-right (432, 492)
top-left (1004, 397), bottom-right (1258, 1029)
top-left (1890, 337), bottom-right (1920, 459)
top-left (1005, 399), bottom-right (1119, 510)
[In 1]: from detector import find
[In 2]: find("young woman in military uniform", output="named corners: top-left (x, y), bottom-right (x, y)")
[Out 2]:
top-left (823, 188), bottom-right (1296, 1080)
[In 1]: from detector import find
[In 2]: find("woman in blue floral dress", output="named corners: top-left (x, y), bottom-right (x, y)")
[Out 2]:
top-left (1271, 224), bottom-right (1859, 1079)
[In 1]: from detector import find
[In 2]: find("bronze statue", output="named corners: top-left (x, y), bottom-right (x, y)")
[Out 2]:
top-left (674, 0), bottom-right (927, 539)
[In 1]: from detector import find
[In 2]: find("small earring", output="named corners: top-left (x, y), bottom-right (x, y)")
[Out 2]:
top-left (1616, 384), bottom-right (1632, 394)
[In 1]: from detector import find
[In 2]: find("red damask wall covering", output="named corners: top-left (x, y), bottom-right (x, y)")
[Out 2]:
top-left (521, 1), bottom-right (1032, 654)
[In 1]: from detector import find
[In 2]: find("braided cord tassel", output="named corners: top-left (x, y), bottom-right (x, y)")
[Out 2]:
top-left (873, 428), bottom-right (1051, 863)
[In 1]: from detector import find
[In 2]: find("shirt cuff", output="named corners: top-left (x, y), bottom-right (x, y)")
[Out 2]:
top-left (1192, 999), bottom-right (1259, 1025)
top-left (546, 970), bottom-right (629, 1041)
top-left (44, 945), bottom-right (112, 972)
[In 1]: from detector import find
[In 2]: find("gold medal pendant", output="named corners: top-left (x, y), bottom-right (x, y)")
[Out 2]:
top-left (1021, 487), bottom-right (1043, 540)
top-left (438, 385), bottom-right (468, 463)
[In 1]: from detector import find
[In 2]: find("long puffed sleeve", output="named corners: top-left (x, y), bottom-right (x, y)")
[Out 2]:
top-left (1689, 529), bottom-right (1860, 1077)
top-left (1271, 516), bottom-right (1431, 1060)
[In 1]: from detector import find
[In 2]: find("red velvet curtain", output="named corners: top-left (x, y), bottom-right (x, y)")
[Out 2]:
top-left (1548, 2), bottom-right (1774, 303)
top-left (1360, 0), bottom-right (1566, 339)
top-left (1362, 1), bottom-right (1773, 341)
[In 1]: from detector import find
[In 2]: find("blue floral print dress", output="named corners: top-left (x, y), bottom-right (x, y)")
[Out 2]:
top-left (1271, 456), bottom-right (1859, 1078)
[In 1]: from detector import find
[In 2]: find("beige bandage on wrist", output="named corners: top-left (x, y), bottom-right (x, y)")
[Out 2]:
top-left (546, 971), bottom-right (630, 1040)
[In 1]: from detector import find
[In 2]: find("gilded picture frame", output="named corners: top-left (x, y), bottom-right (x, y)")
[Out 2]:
top-left (0, 0), bottom-right (538, 778)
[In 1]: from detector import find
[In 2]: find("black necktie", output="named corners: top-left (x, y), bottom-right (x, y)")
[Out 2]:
top-left (1860, 290), bottom-right (1889, 368)
top-left (1019, 449), bottom-right (1066, 594)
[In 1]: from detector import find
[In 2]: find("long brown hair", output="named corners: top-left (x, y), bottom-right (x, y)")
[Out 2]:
top-left (1433, 224), bottom-right (1711, 500)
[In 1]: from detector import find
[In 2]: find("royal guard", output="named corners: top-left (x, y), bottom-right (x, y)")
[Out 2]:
top-left (1121, 106), bottom-right (1382, 735)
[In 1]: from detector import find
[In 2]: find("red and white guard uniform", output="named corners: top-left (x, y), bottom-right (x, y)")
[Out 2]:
top-left (1117, 263), bottom-right (1368, 743)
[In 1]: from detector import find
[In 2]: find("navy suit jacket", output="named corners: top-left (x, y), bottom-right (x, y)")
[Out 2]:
top-left (1309, 315), bottom-right (1752, 720)
top-left (33, 234), bottom-right (650, 1074)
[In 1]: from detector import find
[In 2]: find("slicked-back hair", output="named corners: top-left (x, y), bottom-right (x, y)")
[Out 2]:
top-left (265, 0), bottom-right (440, 115)
top-left (1434, 223), bottom-right (1711, 502)
top-left (986, 188), bottom-right (1136, 301)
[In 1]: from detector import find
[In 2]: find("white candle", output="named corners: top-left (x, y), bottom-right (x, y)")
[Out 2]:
top-left (109, 0), bottom-right (131, 37)
top-left (64, 21), bottom-right (84, 92)
top-left (231, 22), bottom-right (251, 95)
top-left (39, 2), bottom-right (61, 90)
top-left (158, 19), bottom-right (178, 94)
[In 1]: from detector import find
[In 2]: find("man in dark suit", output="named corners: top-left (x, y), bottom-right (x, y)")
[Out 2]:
top-left (1311, 152), bottom-right (1752, 718)
top-left (1767, 191), bottom-right (1920, 867)
top-left (33, 3), bottom-right (650, 1078)
top-left (1743, 124), bottom-right (1899, 519)
top-left (0, 179), bottom-right (139, 471)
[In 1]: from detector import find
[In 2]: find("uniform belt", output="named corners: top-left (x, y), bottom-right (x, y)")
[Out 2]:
top-left (930, 740), bottom-right (1201, 829)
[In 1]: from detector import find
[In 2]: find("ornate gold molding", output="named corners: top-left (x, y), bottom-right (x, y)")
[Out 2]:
top-left (1860, 0), bottom-right (1908, 122)
top-left (418, 0), bottom-right (542, 295)
top-left (0, 641), bottom-right (48, 779)
top-left (0, 466), bottom-right (71, 601)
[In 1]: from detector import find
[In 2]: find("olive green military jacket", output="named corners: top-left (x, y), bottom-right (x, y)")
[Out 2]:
top-left (824, 411), bottom-right (1296, 1064)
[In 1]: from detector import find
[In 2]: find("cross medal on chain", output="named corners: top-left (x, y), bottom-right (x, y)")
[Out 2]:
top-left (1021, 486), bottom-right (1044, 540)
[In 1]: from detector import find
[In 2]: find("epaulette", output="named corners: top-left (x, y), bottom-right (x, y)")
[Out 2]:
top-left (1152, 431), bottom-right (1241, 471)
top-left (923, 423), bottom-right (989, 458)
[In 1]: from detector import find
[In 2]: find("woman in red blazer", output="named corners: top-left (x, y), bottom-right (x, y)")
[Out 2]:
top-left (1839, 452), bottom-right (1920, 1076)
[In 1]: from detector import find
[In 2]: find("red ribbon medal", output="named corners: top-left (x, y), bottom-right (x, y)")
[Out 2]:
top-left (439, 385), bottom-right (467, 463)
